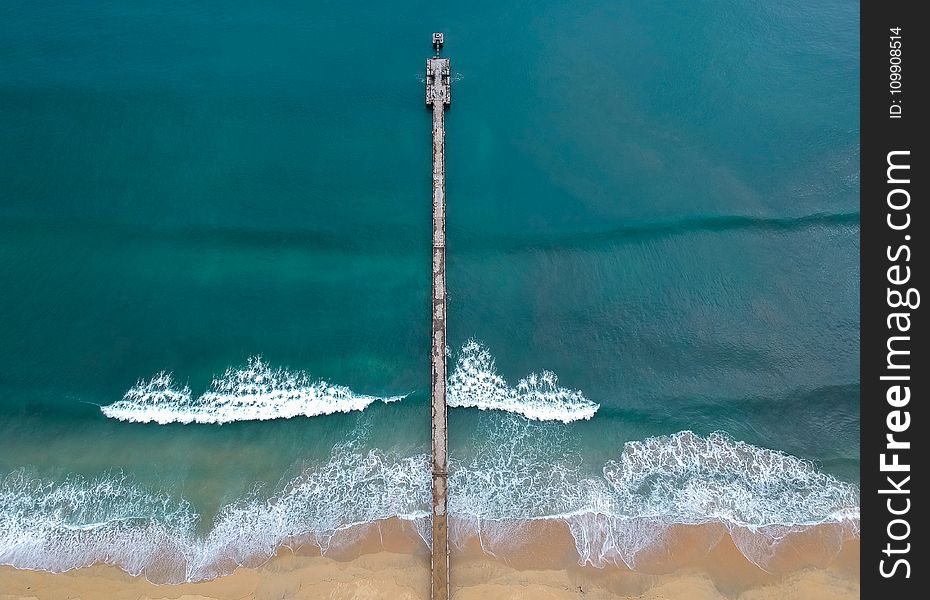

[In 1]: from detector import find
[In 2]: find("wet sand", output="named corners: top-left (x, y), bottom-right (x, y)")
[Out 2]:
top-left (0, 518), bottom-right (859, 599)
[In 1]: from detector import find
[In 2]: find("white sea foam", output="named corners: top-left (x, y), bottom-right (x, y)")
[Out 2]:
top-left (0, 470), bottom-right (199, 579)
top-left (567, 430), bottom-right (861, 569)
top-left (447, 420), bottom-right (859, 568)
top-left (448, 341), bottom-right (599, 422)
top-left (0, 426), bottom-right (859, 582)
top-left (101, 357), bottom-right (404, 424)
top-left (0, 439), bottom-right (429, 583)
top-left (104, 346), bottom-right (587, 424)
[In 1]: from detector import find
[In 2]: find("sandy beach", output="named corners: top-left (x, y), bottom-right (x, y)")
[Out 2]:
top-left (0, 519), bottom-right (859, 599)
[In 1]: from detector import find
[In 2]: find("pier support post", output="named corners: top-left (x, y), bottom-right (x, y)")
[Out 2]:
top-left (426, 34), bottom-right (451, 600)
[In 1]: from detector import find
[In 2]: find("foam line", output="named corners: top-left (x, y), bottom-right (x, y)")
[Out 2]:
top-left (101, 357), bottom-right (404, 424)
top-left (448, 341), bottom-right (599, 422)
top-left (0, 429), bottom-right (858, 582)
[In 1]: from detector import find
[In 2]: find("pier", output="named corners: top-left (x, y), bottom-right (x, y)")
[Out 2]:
top-left (427, 32), bottom-right (451, 600)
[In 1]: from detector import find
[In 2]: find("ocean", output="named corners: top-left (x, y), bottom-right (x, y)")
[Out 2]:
top-left (0, 0), bottom-right (859, 584)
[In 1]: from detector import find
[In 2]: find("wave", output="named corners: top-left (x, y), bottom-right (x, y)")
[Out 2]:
top-left (101, 357), bottom-right (404, 424)
top-left (1, 211), bottom-right (860, 266)
top-left (104, 346), bottom-right (592, 425)
top-left (0, 425), bottom-right (858, 582)
top-left (449, 421), bottom-right (858, 570)
top-left (448, 341), bottom-right (598, 422)
top-left (0, 440), bottom-right (429, 583)
top-left (458, 211), bottom-right (861, 252)
top-left (554, 211), bottom-right (860, 242)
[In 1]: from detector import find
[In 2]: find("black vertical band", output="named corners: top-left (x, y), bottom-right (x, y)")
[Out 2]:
top-left (861, 0), bottom-right (926, 595)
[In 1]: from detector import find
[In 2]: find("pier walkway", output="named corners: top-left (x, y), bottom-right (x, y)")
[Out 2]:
top-left (427, 32), bottom-right (451, 600)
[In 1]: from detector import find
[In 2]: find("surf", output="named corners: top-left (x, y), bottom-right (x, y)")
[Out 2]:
top-left (0, 426), bottom-right (859, 583)
top-left (103, 344), bottom-right (594, 424)
top-left (448, 341), bottom-right (599, 422)
top-left (101, 357), bottom-right (404, 424)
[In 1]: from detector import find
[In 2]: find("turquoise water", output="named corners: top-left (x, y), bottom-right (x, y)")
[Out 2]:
top-left (0, 0), bottom-right (859, 582)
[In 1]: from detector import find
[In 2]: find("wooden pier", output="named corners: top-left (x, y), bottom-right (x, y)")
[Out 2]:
top-left (427, 32), bottom-right (451, 600)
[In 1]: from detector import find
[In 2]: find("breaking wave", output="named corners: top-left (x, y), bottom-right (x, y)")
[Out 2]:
top-left (101, 357), bottom-right (404, 424)
top-left (448, 341), bottom-right (598, 422)
top-left (103, 345), bottom-right (594, 425)
top-left (0, 425), bottom-right (858, 582)
top-left (0, 440), bottom-right (429, 583)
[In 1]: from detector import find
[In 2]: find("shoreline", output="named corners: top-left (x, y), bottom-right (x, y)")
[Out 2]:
top-left (0, 518), bottom-right (859, 599)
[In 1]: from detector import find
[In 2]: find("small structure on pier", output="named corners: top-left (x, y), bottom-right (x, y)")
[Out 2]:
top-left (425, 58), bottom-right (451, 107)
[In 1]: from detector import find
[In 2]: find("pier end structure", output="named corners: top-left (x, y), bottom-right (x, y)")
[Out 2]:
top-left (427, 34), bottom-right (450, 600)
